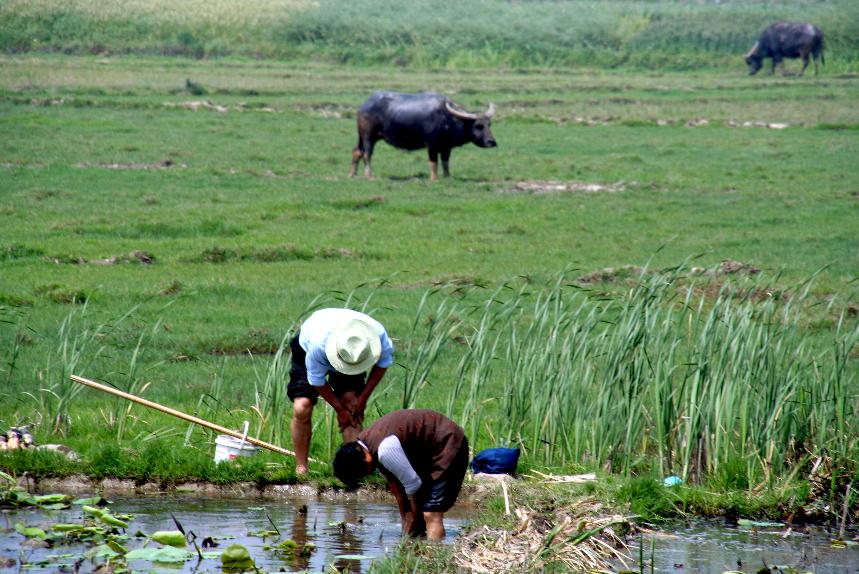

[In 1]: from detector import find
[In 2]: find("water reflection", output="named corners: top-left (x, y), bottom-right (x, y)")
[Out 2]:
top-left (0, 495), bottom-right (467, 573)
top-left (631, 522), bottom-right (859, 574)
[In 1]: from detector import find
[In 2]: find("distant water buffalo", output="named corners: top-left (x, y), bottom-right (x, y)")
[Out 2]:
top-left (349, 91), bottom-right (497, 181)
top-left (745, 21), bottom-right (824, 76)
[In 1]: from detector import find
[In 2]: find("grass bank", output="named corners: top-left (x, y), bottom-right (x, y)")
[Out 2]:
top-left (1, 56), bottom-right (857, 531)
top-left (1, 0), bottom-right (859, 71)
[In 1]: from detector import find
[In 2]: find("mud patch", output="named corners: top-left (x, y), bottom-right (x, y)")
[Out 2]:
top-left (75, 159), bottom-right (185, 170)
top-left (684, 118), bottom-right (709, 127)
top-left (28, 97), bottom-right (66, 106)
top-left (690, 259), bottom-right (761, 276)
top-left (47, 250), bottom-right (155, 265)
top-left (159, 280), bottom-right (183, 296)
top-left (576, 265), bottom-right (646, 285)
top-left (292, 102), bottom-right (353, 119)
top-left (500, 181), bottom-right (628, 195)
top-left (163, 100), bottom-right (278, 113)
top-left (727, 120), bottom-right (790, 129)
top-left (188, 245), bottom-right (368, 264)
top-left (392, 275), bottom-right (489, 291)
top-left (1, 244), bottom-right (44, 262)
top-left (33, 284), bottom-right (88, 304)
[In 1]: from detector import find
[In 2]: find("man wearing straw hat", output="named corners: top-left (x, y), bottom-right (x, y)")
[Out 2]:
top-left (288, 308), bottom-right (394, 474)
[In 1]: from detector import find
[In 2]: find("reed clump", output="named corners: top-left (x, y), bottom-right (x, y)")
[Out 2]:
top-left (414, 267), bottom-right (858, 487)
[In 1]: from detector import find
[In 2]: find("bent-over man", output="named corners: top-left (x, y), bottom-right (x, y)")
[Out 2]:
top-left (288, 308), bottom-right (394, 474)
top-left (332, 409), bottom-right (469, 540)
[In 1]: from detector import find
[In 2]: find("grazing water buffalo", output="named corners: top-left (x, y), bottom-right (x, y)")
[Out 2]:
top-left (745, 21), bottom-right (825, 76)
top-left (349, 91), bottom-right (497, 181)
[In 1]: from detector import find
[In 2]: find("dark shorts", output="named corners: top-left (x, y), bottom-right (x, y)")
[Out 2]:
top-left (423, 437), bottom-right (470, 512)
top-left (287, 335), bottom-right (367, 405)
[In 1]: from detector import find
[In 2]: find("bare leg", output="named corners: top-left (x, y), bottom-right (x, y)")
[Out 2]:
top-left (799, 52), bottom-right (809, 77)
top-left (291, 397), bottom-right (314, 474)
top-left (424, 512), bottom-right (445, 541)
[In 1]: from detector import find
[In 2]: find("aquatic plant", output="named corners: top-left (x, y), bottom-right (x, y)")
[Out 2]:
top-left (435, 267), bottom-right (859, 487)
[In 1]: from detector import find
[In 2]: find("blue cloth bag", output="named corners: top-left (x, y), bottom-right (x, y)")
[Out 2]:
top-left (470, 447), bottom-right (520, 475)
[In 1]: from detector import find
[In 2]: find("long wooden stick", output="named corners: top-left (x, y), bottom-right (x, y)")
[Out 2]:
top-left (70, 374), bottom-right (302, 459)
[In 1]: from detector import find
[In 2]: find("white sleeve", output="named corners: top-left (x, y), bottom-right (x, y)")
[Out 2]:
top-left (377, 435), bottom-right (423, 496)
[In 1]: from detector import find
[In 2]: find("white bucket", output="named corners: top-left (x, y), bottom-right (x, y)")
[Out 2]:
top-left (214, 434), bottom-right (259, 464)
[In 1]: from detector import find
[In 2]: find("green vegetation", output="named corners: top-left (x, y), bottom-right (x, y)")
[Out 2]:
top-left (1, 3), bottom-right (858, 550)
top-left (1, 0), bottom-right (859, 70)
top-left (1, 55), bottom-right (858, 498)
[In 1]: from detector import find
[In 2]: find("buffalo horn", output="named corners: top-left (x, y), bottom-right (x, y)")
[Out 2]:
top-left (745, 41), bottom-right (759, 58)
top-left (445, 101), bottom-right (479, 121)
top-left (484, 102), bottom-right (496, 119)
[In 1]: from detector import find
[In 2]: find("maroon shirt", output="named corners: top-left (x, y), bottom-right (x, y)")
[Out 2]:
top-left (358, 409), bottom-right (465, 482)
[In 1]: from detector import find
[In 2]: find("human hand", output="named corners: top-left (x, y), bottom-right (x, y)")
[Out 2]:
top-left (336, 409), bottom-right (356, 432)
top-left (401, 510), bottom-right (426, 537)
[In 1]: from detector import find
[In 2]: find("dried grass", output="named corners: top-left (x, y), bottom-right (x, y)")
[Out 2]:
top-left (455, 498), bottom-right (632, 573)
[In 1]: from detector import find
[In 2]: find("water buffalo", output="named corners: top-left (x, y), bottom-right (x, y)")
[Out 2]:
top-left (745, 21), bottom-right (824, 76)
top-left (349, 91), bottom-right (497, 181)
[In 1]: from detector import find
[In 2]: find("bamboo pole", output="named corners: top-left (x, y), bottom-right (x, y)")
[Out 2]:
top-left (70, 374), bottom-right (306, 460)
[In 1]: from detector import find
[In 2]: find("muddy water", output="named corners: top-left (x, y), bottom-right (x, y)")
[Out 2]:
top-left (634, 522), bottom-right (859, 574)
top-left (0, 494), bottom-right (468, 573)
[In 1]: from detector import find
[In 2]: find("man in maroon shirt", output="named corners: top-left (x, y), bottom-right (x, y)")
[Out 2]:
top-left (332, 409), bottom-right (469, 540)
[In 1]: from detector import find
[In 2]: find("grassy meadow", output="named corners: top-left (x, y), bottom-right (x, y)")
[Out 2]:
top-left (0, 1), bottom-right (858, 504)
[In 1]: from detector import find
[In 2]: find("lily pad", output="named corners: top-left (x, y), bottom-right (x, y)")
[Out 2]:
top-left (15, 523), bottom-right (47, 539)
top-left (33, 494), bottom-right (70, 504)
top-left (99, 513), bottom-right (129, 528)
top-left (126, 546), bottom-right (193, 563)
top-left (86, 544), bottom-right (120, 559)
top-left (221, 544), bottom-right (253, 566)
top-left (73, 496), bottom-right (110, 506)
top-left (82, 505), bottom-right (106, 517)
top-left (151, 530), bottom-right (187, 547)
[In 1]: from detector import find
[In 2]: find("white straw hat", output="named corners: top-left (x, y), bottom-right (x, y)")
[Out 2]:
top-left (325, 319), bottom-right (381, 375)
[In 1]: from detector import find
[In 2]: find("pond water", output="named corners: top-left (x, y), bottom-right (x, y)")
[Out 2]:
top-left (632, 521), bottom-right (859, 574)
top-left (0, 494), bottom-right (469, 573)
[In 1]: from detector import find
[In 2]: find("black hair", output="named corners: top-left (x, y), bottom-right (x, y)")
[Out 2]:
top-left (332, 441), bottom-right (370, 490)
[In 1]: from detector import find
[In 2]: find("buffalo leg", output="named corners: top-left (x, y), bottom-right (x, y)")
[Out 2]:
top-left (427, 149), bottom-right (439, 181)
top-left (440, 149), bottom-right (451, 178)
top-left (349, 144), bottom-right (362, 178)
top-left (361, 138), bottom-right (376, 179)
top-left (350, 136), bottom-right (375, 178)
top-left (799, 51), bottom-right (810, 77)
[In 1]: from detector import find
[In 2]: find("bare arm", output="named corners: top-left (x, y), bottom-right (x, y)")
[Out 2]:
top-left (316, 383), bottom-right (357, 431)
top-left (387, 478), bottom-right (426, 537)
top-left (354, 365), bottom-right (387, 421)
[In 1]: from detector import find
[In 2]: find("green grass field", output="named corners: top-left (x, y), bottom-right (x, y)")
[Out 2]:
top-left (1, 1), bottom-right (858, 493)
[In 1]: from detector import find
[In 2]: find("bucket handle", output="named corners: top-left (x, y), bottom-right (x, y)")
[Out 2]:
top-left (238, 421), bottom-right (249, 450)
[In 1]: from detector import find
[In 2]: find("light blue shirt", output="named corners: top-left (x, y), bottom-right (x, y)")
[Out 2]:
top-left (298, 308), bottom-right (394, 387)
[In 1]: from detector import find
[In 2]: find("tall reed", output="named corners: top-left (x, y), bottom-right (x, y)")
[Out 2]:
top-left (23, 303), bottom-right (137, 436)
top-left (425, 268), bottom-right (857, 483)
